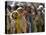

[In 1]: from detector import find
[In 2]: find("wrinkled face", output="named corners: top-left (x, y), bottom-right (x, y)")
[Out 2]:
top-left (11, 9), bottom-right (24, 20)
top-left (12, 12), bottom-right (18, 19)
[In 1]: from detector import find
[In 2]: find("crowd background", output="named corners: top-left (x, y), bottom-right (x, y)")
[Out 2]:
top-left (5, 1), bottom-right (45, 34)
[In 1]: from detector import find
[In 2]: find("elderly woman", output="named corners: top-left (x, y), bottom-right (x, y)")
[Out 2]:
top-left (12, 7), bottom-right (28, 33)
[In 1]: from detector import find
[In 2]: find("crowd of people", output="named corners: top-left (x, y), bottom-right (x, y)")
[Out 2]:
top-left (5, 1), bottom-right (45, 34)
